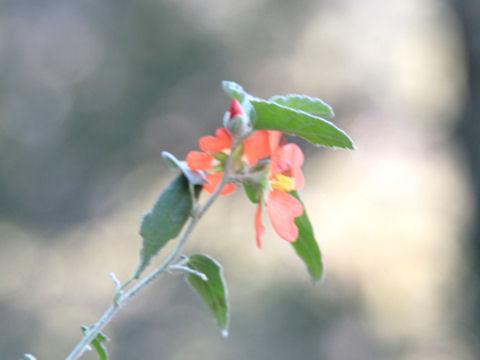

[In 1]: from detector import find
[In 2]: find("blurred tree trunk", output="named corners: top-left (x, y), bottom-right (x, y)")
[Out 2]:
top-left (453, 0), bottom-right (480, 345)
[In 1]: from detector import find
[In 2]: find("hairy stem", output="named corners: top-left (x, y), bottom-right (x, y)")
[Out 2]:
top-left (65, 141), bottom-right (240, 360)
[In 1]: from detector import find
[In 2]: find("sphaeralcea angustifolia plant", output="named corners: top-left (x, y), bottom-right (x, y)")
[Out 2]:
top-left (24, 81), bottom-right (355, 360)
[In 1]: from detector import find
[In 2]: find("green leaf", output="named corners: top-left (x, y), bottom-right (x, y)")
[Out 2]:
top-left (290, 191), bottom-right (324, 283)
top-left (81, 326), bottom-right (109, 360)
top-left (250, 99), bottom-right (354, 149)
top-left (270, 94), bottom-right (335, 118)
top-left (243, 183), bottom-right (260, 204)
top-left (186, 254), bottom-right (229, 336)
top-left (222, 80), bottom-right (248, 104)
top-left (222, 81), bottom-right (355, 149)
top-left (135, 175), bottom-right (193, 278)
top-left (161, 151), bottom-right (208, 185)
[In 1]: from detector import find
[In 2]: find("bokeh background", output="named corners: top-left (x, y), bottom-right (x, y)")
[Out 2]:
top-left (1, 0), bottom-right (480, 359)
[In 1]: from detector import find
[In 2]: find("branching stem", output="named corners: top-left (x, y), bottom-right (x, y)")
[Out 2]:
top-left (65, 140), bottom-right (241, 360)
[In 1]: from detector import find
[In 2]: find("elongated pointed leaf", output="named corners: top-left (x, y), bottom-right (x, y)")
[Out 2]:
top-left (161, 151), bottom-right (208, 185)
top-left (81, 326), bottom-right (109, 360)
top-left (222, 81), bottom-right (354, 149)
top-left (135, 175), bottom-right (193, 278)
top-left (186, 254), bottom-right (229, 336)
top-left (251, 99), bottom-right (354, 149)
top-left (290, 191), bottom-right (323, 283)
top-left (270, 94), bottom-right (335, 118)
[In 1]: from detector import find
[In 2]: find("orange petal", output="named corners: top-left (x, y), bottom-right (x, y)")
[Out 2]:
top-left (268, 130), bottom-right (282, 154)
top-left (204, 172), bottom-right (236, 195)
top-left (186, 151), bottom-right (214, 170)
top-left (220, 183), bottom-right (236, 195)
top-left (271, 143), bottom-right (305, 189)
top-left (266, 190), bottom-right (303, 242)
top-left (243, 130), bottom-right (271, 166)
top-left (255, 202), bottom-right (265, 248)
top-left (274, 143), bottom-right (304, 169)
top-left (292, 168), bottom-right (305, 190)
top-left (199, 128), bottom-right (232, 153)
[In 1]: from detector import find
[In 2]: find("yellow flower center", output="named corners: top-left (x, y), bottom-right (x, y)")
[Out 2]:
top-left (270, 174), bottom-right (295, 192)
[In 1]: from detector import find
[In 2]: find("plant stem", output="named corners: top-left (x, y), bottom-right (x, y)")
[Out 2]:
top-left (65, 141), bottom-right (240, 360)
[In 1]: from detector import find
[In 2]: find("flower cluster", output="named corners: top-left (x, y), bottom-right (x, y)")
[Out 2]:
top-left (187, 99), bottom-right (305, 248)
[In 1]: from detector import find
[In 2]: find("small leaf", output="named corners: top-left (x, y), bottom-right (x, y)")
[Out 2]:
top-left (251, 99), bottom-right (354, 149)
top-left (135, 174), bottom-right (193, 278)
top-left (162, 151), bottom-right (208, 185)
top-left (290, 191), bottom-right (324, 283)
top-left (270, 94), bottom-right (335, 118)
top-left (243, 183), bottom-right (260, 204)
top-left (81, 326), bottom-right (109, 360)
top-left (185, 254), bottom-right (229, 336)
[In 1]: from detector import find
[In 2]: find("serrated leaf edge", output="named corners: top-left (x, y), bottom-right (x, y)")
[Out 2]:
top-left (252, 99), bottom-right (356, 150)
top-left (269, 93), bottom-right (335, 118)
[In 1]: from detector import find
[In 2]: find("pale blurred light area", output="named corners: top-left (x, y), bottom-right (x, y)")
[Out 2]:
top-left (0, 0), bottom-right (475, 359)
top-left (0, 3), bottom-right (103, 146)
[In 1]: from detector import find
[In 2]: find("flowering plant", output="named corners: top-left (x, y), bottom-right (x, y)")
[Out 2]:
top-left (27, 81), bottom-right (355, 360)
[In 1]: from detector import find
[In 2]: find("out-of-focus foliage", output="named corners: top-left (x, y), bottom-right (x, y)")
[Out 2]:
top-left (0, 0), bottom-right (226, 227)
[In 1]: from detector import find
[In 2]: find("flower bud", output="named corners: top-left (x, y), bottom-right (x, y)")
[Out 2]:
top-left (223, 99), bottom-right (252, 139)
top-left (230, 98), bottom-right (244, 118)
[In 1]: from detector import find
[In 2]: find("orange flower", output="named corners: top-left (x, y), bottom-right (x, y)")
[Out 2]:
top-left (254, 140), bottom-right (305, 248)
top-left (186, 127), bottom-right (236, 195)
top-left (186, 99), bottom-right (272, 195)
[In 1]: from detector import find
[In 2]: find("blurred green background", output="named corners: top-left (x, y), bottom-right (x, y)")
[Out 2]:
top-left (1, 0), bottom-right (479, 359)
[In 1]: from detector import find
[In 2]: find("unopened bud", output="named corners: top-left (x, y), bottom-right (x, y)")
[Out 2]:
top-left (223, 99), bottom-right (252, 139)
top-left (229, 98), bottom-right (244, 117)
